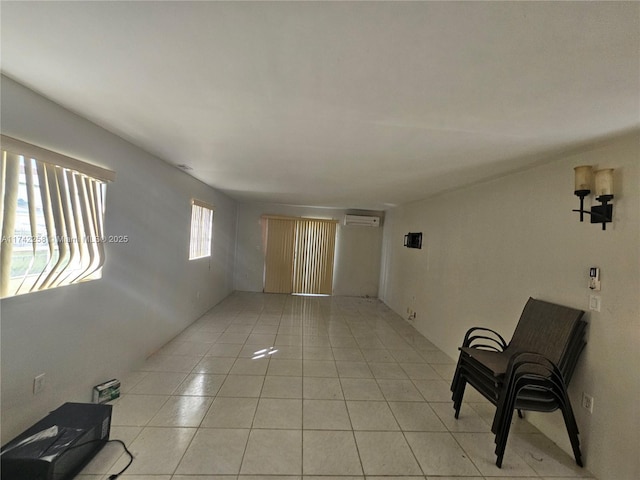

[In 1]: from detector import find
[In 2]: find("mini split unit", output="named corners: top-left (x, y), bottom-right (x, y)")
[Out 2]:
top-left (343, 215), bottom-right (380, 227)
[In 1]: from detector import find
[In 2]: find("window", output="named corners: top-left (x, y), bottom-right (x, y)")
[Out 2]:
top-left (1, 135), bottom-right (115, 298)
top-left (189, 199), bottom-right (214, 260)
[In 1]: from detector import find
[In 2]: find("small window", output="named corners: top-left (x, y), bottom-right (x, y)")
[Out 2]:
top-left (1, 135), bottom-right (115, 298)
top-left (189, 200), bottom-right (214, 260)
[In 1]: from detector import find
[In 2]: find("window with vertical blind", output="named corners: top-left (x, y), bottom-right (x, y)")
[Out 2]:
top-left (189, 199), bottom-right (214, 260)
top-left (262, 215), bottom-right (338, 295)
top-left (1, 135), bottom-right (115, 298)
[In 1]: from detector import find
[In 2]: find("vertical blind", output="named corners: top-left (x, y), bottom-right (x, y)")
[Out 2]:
top-left (1, 135), bottom-right (114, 298)
top-left (262, 216), bottom-right (338, 295)
top-left (292, 218), bottom-right (337, 295)
top-left (263, 218), bottom-right (296, 293)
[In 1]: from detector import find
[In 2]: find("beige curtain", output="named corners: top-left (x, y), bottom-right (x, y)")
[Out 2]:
top-left (292, 218), bottom-right (337, 295)
top-left (263, 217), bottom-right (296, 293)
top-left (262, 216), bottom-right (337, 295)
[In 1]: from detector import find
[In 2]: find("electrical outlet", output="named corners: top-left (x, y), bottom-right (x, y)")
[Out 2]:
top-left (33, 373), bottom-right (46, 395)
top-left (582, 392), bottom-right (594, 413)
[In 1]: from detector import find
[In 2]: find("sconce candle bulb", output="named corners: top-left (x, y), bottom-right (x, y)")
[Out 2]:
top-left (573, 166), bottom-right (593, 222)
top-left (574, 165), bottom-right (593, 193)
top-left (595, 168), bottom-right (614, 197)
top-left (572, 165), bottom-right (615, 230)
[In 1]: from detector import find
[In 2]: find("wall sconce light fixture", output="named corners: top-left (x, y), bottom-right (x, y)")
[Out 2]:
top-left (573, 166), bottom-right (614, 230)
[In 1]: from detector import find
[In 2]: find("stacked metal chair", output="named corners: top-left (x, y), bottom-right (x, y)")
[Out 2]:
top-left (450, 297), bottom-right (587, 468)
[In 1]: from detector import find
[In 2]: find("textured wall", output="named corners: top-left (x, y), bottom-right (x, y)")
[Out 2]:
top-left (1, 76), bottom-right (238, 442)
top-left (380, 132), bottom-right (640, 480)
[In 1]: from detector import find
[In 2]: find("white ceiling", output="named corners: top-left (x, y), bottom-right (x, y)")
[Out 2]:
top-left (1, 1), bottom-right (638, 210)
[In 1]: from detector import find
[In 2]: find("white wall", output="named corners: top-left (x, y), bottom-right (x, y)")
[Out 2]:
top-left (379, 132), bottom-right (640, 480)
top-left (234, 203), bottom-right (383, 297)
top-left (0, 76), bottom-right (238, 442)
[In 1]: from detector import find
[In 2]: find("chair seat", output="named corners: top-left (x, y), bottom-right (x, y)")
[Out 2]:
top-left (459, 347), bottom-right (510, 379)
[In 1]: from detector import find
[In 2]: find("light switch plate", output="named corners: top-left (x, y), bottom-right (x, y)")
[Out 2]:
top-left (33, 373), bottom-right (46, 395)
top-left (589, 295), bottom-right (601, 312)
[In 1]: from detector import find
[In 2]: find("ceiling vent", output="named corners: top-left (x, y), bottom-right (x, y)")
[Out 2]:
top-left (344, 215), bottom-right (380, 227)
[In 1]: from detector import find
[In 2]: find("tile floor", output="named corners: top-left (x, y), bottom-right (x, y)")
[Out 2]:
top-left (78, 292), bottom-right (595, 480)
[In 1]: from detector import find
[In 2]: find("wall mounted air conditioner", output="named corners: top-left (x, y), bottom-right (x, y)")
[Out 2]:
top-left (344, 215), bottom-right (380, 227)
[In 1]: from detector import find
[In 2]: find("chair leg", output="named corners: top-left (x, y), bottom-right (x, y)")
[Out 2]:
top-left (558, 397), bottom-right (584, 467)
top-left (494, 406), bottom-right (514, 468)
top-left (517, 409), bottom-right (523, 419)
top-left (450, 359), bottom-right (465, 403)
top-left (492, 377), bottom-right (518, 435)
top-left (452, 379), bottom-right (466, 419)
top-left (493, 384), bottom-right (521, 468)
